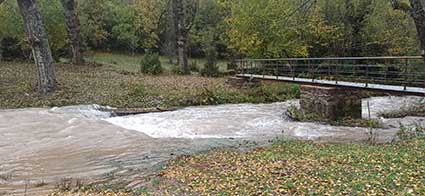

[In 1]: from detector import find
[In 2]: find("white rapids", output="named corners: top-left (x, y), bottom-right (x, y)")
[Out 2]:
top-left (105, 96), bottom-right (425, 140)
top-left (105, 102), bottom-right (291, 139)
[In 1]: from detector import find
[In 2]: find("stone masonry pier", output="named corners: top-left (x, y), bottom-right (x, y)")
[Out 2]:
top-left (300, 85), bottom-right (362, 120)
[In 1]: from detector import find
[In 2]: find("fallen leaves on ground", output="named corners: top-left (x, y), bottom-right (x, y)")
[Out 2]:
top-left (49, 191), bottom-right (132, 196)
top-left (0, 62), bottom-right (297, 109)
top-left (160, 138), bottom-right (425, 195)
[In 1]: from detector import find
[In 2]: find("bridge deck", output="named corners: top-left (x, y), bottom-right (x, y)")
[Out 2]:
top-left (236, 56), bottom-right (425, 96)
top-left (237, 73), bottom-right (425, 96)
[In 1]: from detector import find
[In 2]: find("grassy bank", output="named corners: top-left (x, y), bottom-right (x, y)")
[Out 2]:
top-left (160, 138), bottom-right (425, 195)
top-left (84, 51), bottom-right (229, 73)
top-left (50, 137), bottom-right (425, 195)
top-left (0, 61), bottom-right (299, 109)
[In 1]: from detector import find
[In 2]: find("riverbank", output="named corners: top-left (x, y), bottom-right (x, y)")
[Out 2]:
top-left (48, 138), bottom-right (425, 195)
top-left (0, 62), bottom-right (299, 110)
top-left (151, 137), bottom-right (425, 195)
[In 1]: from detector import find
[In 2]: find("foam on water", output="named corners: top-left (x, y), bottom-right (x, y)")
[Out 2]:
top-left (103, 96), bottom-right (425, 139)
top-left (105, 102), bottom-right (293, 139)
top-left (50, 104), bottom-right (113, 119)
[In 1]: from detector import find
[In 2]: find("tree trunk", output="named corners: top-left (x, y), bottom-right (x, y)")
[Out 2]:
top-left (17, 0), bottom-right (57, 93)
top-left (60, 0), bottom-right (84, 65)
top-left (173, 0), bottom-right (189, 74)
top-left (177, 38), bottom-right (189, 73)
top-left (409, 0), bottom-right (425, 54)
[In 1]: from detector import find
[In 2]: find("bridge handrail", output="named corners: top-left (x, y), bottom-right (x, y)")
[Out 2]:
top-left (236, 56), bottom-right (425, 90)
top-left (236, 56), bottom-right (424, 62)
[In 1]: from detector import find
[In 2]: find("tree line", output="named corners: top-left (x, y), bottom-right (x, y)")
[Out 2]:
top-left (0, 0), bottom-right (424, 93)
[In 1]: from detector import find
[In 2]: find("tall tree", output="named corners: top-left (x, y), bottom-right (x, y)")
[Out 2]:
top-left (345, 0), bottom-right (374, 57)
top-left (225, 0), bottom-right (318, 58)
top-left (172, 0), bottom-right (198, 74)
top-left (134, 0), bottom-right (168, 50)
top-left (173, 0), bottom-right (188, 73)
top-left (17, 0), bottom-right (57, 93)
top-left (409, 0), bottom-right (425, 54)
top-left (60, 0), bottom-right (83, 65)
top-left (392, 0), bottom-right (425, 54)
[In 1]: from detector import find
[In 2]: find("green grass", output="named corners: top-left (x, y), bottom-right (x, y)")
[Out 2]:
top-left (83, 52), bottom-right (145, 72)
top-left (84, 51), bottom-right (229, 73)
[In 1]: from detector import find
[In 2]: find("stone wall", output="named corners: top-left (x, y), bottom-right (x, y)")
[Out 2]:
top-left (300, 85), bottom-right (362, 120)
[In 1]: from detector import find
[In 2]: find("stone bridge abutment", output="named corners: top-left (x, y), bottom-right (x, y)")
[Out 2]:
top-left (300, 85), bottom-right (363, 121)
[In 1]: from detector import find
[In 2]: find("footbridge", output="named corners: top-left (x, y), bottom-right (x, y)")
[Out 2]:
top-left (235, 56), bottom-right (425, 120)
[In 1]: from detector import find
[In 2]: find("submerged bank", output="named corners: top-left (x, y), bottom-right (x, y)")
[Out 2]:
top-left (0, 96), bottom-right (424, 195)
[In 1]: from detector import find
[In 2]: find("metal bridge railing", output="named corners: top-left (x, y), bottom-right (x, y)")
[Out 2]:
top-left (237, 56), bottom-right (425, 89)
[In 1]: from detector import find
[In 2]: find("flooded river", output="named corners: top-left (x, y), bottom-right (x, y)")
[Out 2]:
top-left (0, 96), bottom-right (424, 195)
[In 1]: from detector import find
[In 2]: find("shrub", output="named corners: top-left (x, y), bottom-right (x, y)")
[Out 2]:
top-left (140, 53), bottom-right (163, 75)
top-left (246, 83), bottom-right (300, 103)
top-left (189, 60), bottom-right (199, 72)
top-left (286, 105), bottom-right (321, 122)
top-left (0, 37), bottom-right (25, 61)
top-left (201, 46), bottom-right (221, 77)
top-left (227, 59), bottom-right (238, 72)
top-left (170, 61), bottom-right (198, 75)
top-left (201, 63), bottom-right (220, 77)
top-left (171, 64), bottom-right (183, 75)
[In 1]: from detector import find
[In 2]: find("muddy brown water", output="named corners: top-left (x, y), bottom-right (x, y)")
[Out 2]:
top-left (0, 97), bottom-right (424, 195)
